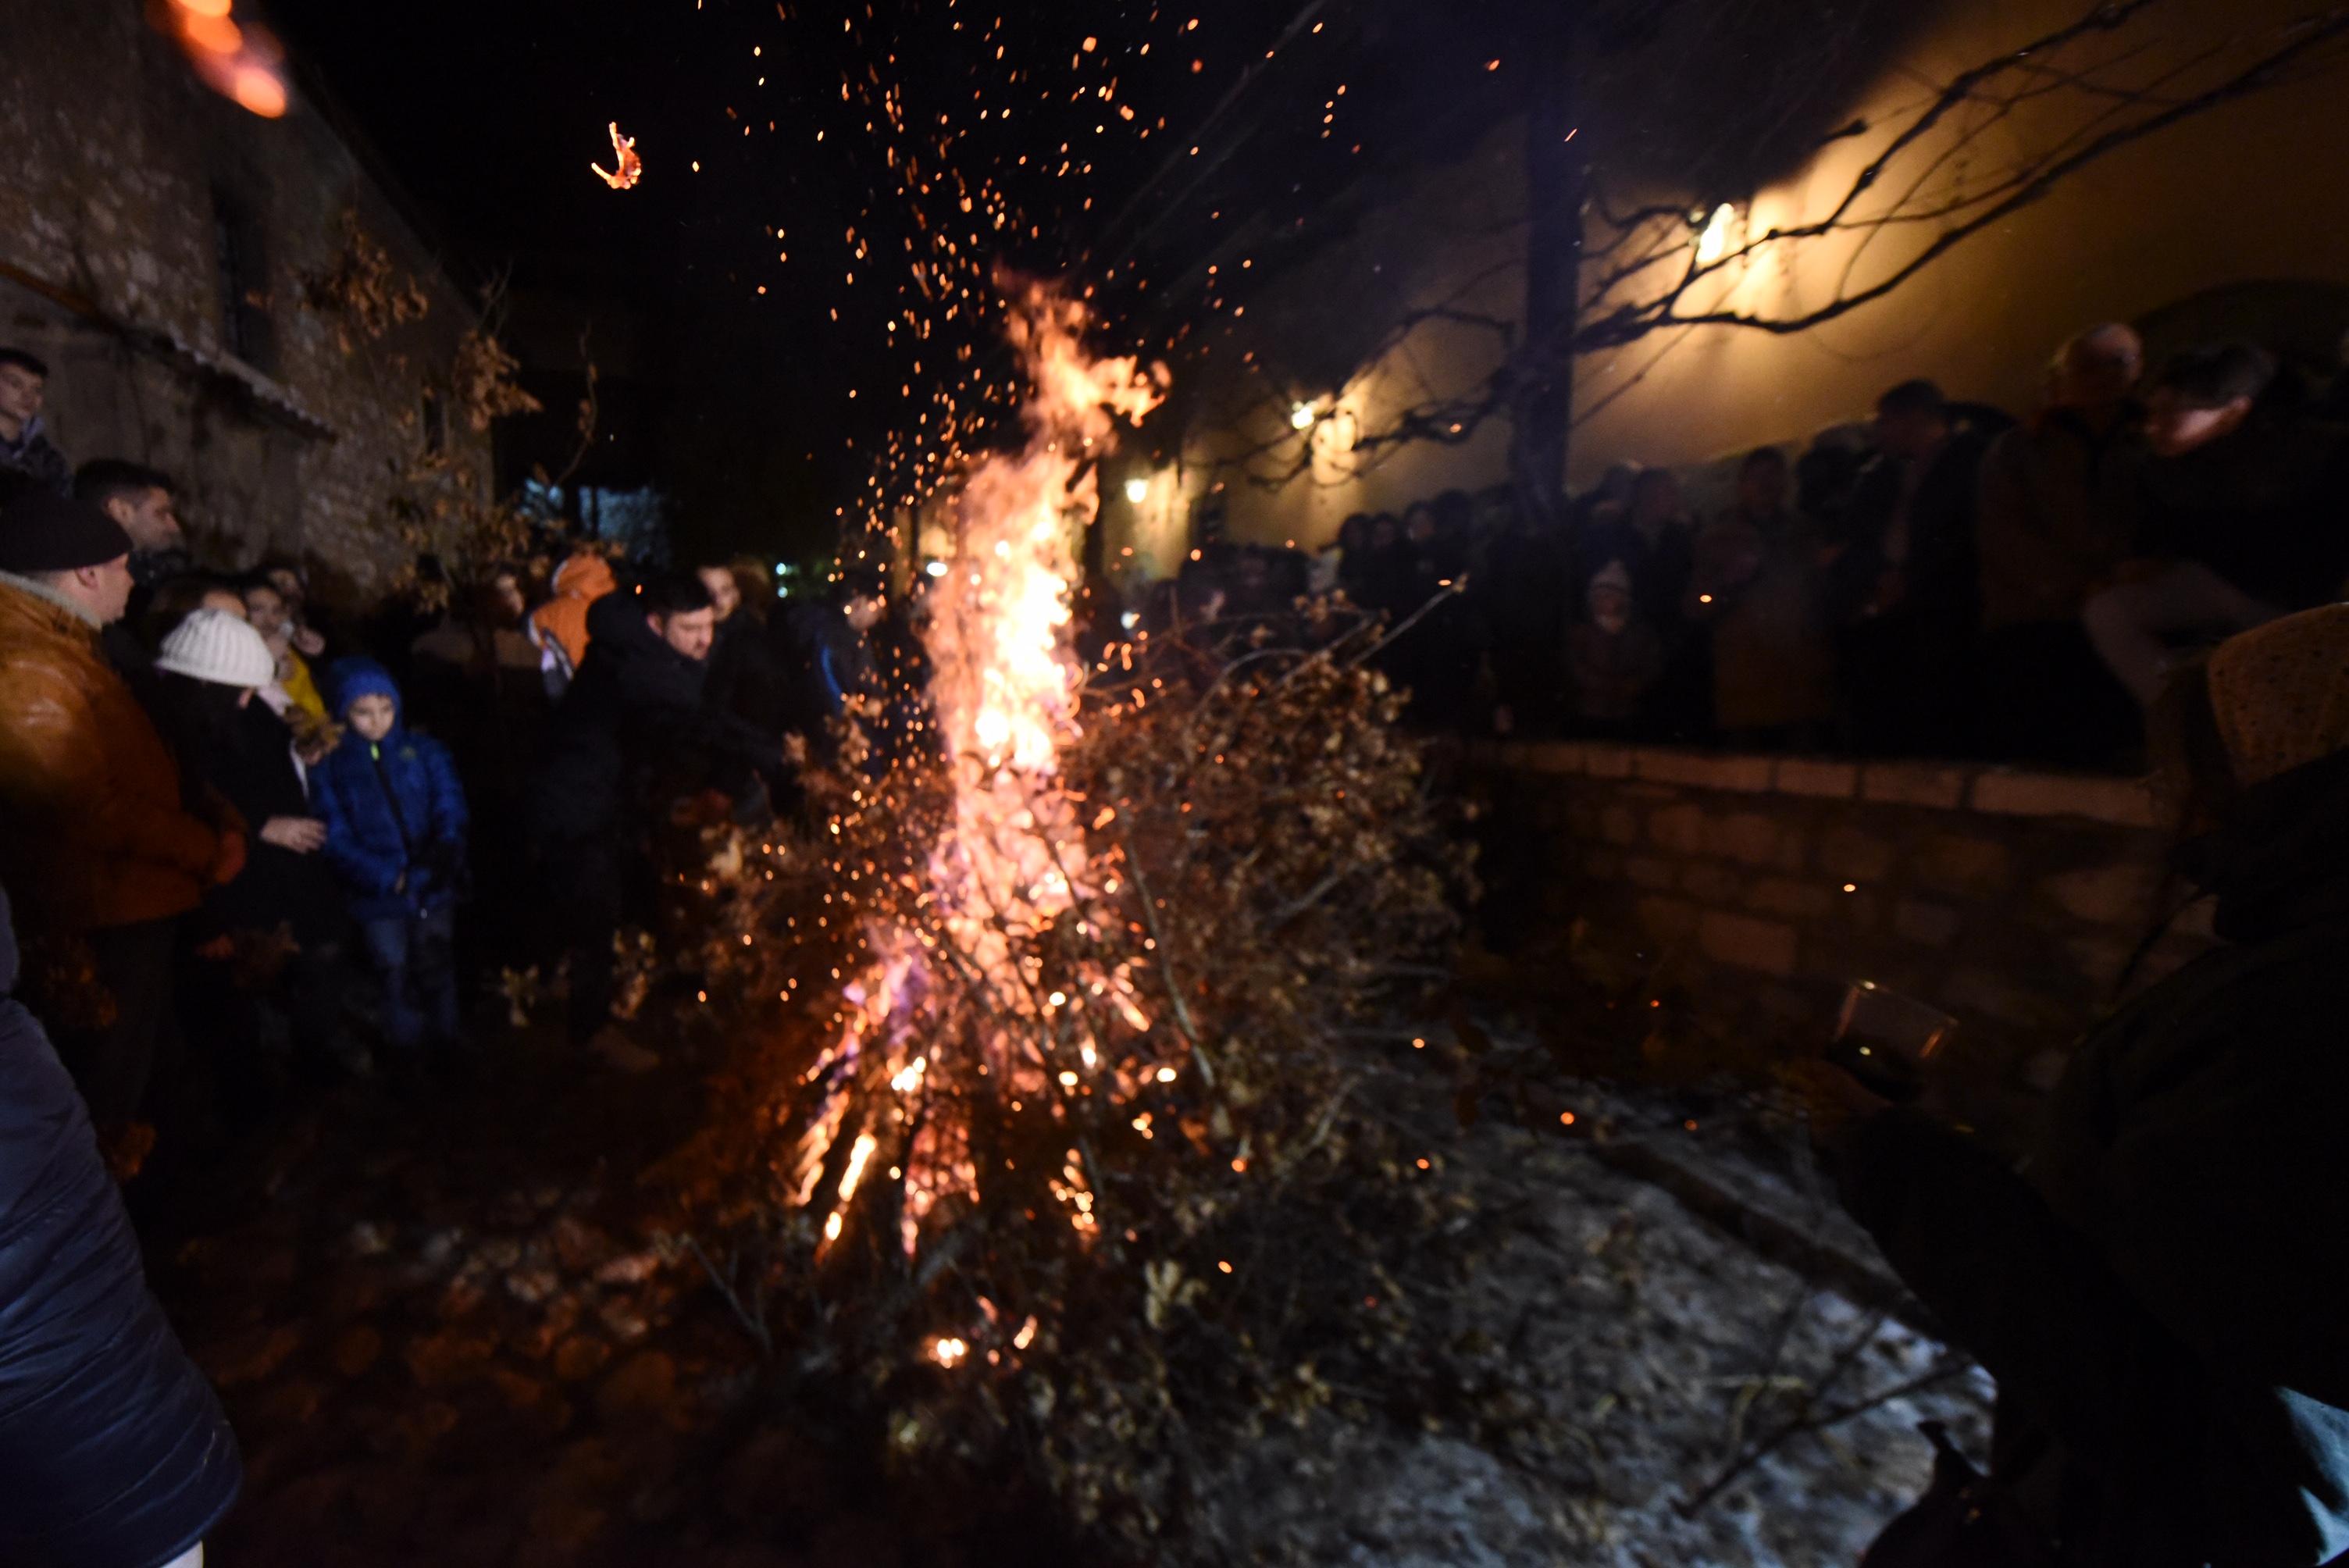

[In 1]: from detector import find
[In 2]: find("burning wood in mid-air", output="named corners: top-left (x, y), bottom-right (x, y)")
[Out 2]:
top-left (592, 122), bottom-right (643, 190)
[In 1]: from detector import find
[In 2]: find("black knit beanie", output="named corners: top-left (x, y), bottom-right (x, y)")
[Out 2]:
top-left (0, 493), bottom-right (134, 573)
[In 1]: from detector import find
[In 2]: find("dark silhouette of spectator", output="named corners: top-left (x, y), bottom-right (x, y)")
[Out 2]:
top-left (779, 573), bottom-right (887, 754)
top-left (1795, 433), bottom-right (1870, 547)
top-left (1569, 461), bottom-right (1640, 536)
top-left (0, 346), bottom-right (70, 497)
top-left (1687, 447), bottom-right (1834, 749)
top-left (1310, 513), bottom-right (1355, 597)
top-left (1577, 468), bottom-right (1695, 627)
top-left (1475, 488), bottom-right (1571, 735)
top-left (1975, 324), bottom-right (2148, 764)
top-left (2085, 342), bottom-right (2349, 707)
top-left (0, 883), bottom-right (244, 1568)
top-left (1353, 512), bottom-right (1416, 621)
top-left (146, 611), bottom-right (354, 1104)
top-left (1831, 379), bottom-right (2000, 755)
top-left (532, 574), bottom-right (781, 1069)
top-left (701, 558), bottom-right (791, 735)
top-left (1394, 492), bottom-right (1482, 729)
top-left (408, 567), bottom-right (549, 996)
top-left (1578, 469), bottom-right (1701, 736)
top-left (1566, 558), bottom-right (1663, 734)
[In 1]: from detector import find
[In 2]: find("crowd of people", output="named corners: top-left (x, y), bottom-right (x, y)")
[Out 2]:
top-left (0, 373), bottom-right (910, 1161)
top-left (1160, 324), bottom-right (2349, 769)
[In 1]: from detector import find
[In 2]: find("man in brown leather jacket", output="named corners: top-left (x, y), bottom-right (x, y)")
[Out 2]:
top-left (0, 493), bottom-right (243, 1156)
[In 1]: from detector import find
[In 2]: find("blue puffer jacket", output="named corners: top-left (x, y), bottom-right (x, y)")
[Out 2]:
top-left (1, 884), bottom-right (243, 1566)
top-left (313, 659), bottom-right (471, 921)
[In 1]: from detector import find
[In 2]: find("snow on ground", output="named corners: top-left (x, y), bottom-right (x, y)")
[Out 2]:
top-left (1211, 1117), bottom-right (1994, 1566)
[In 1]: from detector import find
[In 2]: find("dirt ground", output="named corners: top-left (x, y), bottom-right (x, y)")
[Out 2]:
top-left (144, 1012), bottom-right (1987, 1567)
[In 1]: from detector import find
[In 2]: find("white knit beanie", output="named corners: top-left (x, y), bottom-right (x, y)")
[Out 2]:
top-left (155, 608), bottom-right (278, 689)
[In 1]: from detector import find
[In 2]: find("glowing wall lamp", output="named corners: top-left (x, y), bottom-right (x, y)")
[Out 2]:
top-left (1694, 202), bottom-right (1738, 265)
top-left (1123, 476), bottom-right (1150, 504)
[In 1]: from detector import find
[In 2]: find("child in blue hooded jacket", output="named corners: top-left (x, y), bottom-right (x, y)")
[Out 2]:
top-left (313, 658), bottom-right (470, 1057)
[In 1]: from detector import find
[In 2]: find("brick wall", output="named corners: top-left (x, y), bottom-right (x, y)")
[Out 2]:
top-left (1472, 741), bottom-right (2215, 1102)
top-left (0, 2), bottom-right (491, 606)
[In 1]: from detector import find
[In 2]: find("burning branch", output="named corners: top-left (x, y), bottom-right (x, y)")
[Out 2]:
top-left (592, 121), bottom-right (644, 190)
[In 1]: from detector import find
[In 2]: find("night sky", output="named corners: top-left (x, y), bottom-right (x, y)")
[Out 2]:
top-left (257, 0), bottom-right (1540, 562)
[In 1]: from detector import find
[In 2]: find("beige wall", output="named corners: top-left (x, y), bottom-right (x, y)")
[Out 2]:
top-left (1142, 0), bottom-right (2349, 565)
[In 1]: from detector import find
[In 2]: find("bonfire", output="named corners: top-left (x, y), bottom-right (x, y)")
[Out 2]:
top-left (663, 284), bottom-right (1470, 1557)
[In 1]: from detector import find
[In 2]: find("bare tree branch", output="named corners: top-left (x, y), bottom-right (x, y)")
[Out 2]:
top-left (1185, 0), bottom-right (2349, 485)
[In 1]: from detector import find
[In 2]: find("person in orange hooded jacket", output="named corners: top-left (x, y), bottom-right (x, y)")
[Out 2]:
top-left (527, 551), bottom-right (617, 699)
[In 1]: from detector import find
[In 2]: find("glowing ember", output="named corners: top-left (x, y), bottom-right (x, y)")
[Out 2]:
top-left (592, 122), bottom-right (644, 190)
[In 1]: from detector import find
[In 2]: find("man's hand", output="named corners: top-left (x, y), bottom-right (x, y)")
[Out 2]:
top-left (1777, 1058), bottom-right (1892, 1153)
top-left (260, 815), bottom-right (327, 853)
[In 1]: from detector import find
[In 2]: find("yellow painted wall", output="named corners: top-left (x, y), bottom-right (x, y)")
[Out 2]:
top-left (1146, 0), bottom-right (2349, 562)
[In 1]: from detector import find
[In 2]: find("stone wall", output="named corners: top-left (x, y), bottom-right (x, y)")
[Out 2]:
top-left (1472, 740), bottom-right (2214, 1104)
top-left (0, 2), bottom-right (491, 605)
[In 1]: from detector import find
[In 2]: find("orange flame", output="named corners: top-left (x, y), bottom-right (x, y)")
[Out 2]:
top-left (593, 123), bottom-right (644, 191)
top-left (800, 287), bottom-right (1165, 1260)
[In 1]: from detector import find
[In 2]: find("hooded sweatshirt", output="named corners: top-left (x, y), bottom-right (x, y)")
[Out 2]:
top-left (311, 659), bottom-right (469, 921)
top-left (1, 883), bottom-right (243, 1566)
top-left (527, 554), bottom-right (618, 681)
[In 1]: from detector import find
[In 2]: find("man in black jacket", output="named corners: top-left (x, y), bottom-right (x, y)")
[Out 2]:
top-left (2, 882), bottom-right (243, 1567)
top-left (1830, 379), bottom-right (2004, 757)
top-left (530, 572), bottom-right (782, 1067)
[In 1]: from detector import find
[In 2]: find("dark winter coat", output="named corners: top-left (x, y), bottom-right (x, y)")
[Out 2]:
top-left (1839, 746), bottom-right (2349, 1566)
top-left (0, 883), bottom-right (243, 1567)
top-left (1827, 427), bottom-right (1997, 629)
top-left (1974, 406), bottom-right (2141, 630)
top-left (0, 419), bottom-right (70, 499)
top-left (312, 661), bottom-right (470, 921)
top-left (531, 593), bottom-right (781, 848)
top-left (144, 673), bottom-right (341, 943)
top-left (705, 611), bottom-right (792, 735)
top-left (2128, 416), bottom-right (2349, 611)
top-left (778, 598), bottom-right (882, 730)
